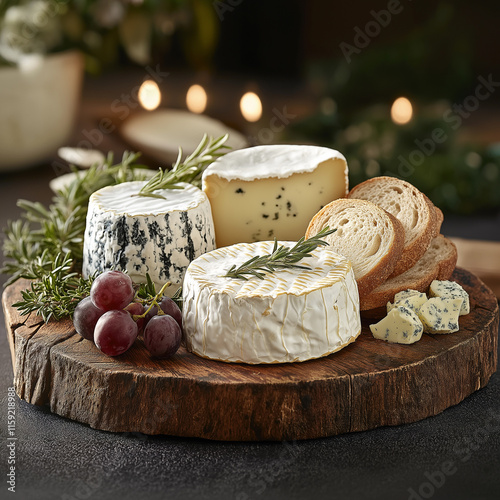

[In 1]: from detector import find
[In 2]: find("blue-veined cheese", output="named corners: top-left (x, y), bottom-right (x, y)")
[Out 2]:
top-left (182, 242), bottom-right (361, 364)
top-left (370, 306), bottom-right (424, 344)
top-left (387, 290), bottom-right (427, 314)
top-left (82, 181), bottom-right (215, 293)
top-left (417, 297), bottom-right (463, 334)
top-left (202, 145), bottom-right (348, 247)
top-left (429, 280), bottom-right (470, 316)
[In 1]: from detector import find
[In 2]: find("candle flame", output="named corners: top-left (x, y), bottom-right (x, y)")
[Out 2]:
top-left (186, 84), bottom-right (208, 114)
top-left (391, 97), bottom-right (413, 125)
top-left (138, 80), bottom-right (161, 111)
top-left (240, 91), bottom-right (262, 122)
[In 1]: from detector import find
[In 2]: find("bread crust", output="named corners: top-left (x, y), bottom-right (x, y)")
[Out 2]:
top-left (437, 238), bottom-right (458, 280)
top-left (388, 194), bottom-right (437, 277)
top-left (305, 199), bottom-right (405, 300)
top-left (348, 177), bottom-right (437, 278)
top-left (359, 235), bottom-right (457, 310)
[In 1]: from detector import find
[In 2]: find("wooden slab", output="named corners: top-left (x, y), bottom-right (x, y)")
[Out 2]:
top-left (3, 268), bottom-right (499, 441)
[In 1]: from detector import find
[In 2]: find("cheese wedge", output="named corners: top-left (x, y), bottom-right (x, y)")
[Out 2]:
top-left (370, 306), bottom-right (424, 344)
top-left (417, 297), bottom-right (463, 334)
top-left (429, 280), bottom-right (470, 316)
top-left (202, 145), bottom-right (348, 247)
top-left (82, 181), bottom-right (216, 293)
top-left (182, 241), bottom-right (361, 364)
top-left (387, 290), bottom-right (427, 314)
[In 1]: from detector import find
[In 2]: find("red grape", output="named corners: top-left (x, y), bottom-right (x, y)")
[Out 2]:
top-left (158, 297), bottom-right (182, 330)
top-left (144, 315), bottom-right (181, 359)
top-left (125, 302), bottom-right (145, 332)
top-left (94, 310), bottom-right (138, 356)
top-left (73, 296), bottom-right (105, 341)
top-left (90, 270), bottom-right (135, 311)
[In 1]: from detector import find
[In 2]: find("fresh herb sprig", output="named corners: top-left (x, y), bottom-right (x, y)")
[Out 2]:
top-left (12, 253), bottom-right (94, 322)
top-left (136, 134), bottom-right (230, 199)
top-left (136, 274), bottom-right (183, 311)
top-left (223, 227), bottom-right (336, 280)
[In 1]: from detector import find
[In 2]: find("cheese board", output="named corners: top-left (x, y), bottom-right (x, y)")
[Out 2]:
top-left (3, 267), bottom-right (498, 441)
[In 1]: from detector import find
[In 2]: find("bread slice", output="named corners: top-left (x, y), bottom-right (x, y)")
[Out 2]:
top-left (360, 234), bottom-right (458, 310)
top-left (305, 198), bottom-right (405, 299)
top-left (347, 177), bottom-right (437, 277)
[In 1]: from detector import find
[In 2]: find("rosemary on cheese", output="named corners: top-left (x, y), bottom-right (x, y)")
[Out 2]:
top-left (223, 226), bottom-right (336, 280)
top-left (136, 134), bottom-right (230, 199)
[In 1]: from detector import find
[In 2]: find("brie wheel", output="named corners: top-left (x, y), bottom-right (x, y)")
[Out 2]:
top-left (182, 241), bottom-right (361, 364)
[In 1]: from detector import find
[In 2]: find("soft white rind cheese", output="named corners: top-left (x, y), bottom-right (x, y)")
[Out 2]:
top-left (82, 181), bottom-right (216, 292)
top-left (182, 242), bottom-right (361, 364)
top-left (429, 280), bottom-right (470, 316)
top-left (370, 306), bottom-right (424, 344)
top-left (202, 145), bottom-right (349, 247)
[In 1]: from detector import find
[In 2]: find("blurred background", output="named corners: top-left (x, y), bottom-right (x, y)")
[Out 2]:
top-left (1, 1), bottom-right (499, 251)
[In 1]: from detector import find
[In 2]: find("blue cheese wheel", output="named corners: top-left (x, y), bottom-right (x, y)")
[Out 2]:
top-left (82, 181), bottom-right (215, 292)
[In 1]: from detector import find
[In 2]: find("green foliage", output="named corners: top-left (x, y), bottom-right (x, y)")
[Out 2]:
top-left (2, 151), bottom-right (150, 287)
top-left (286, 4), bottom-right (499, 214)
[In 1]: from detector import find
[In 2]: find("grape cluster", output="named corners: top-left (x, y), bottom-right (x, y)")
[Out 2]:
top-left (73, 270), bottom-right (182, 358)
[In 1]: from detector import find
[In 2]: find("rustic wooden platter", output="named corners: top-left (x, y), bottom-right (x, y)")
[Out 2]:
top-left (3, 268), bottom-right (499, 441)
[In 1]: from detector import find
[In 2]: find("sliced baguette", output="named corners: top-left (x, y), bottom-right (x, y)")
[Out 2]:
top-left (347, 177), bottom-right (437, 277)
top-left (360, 234), bottom-right (458, 310)
top-left (305, 198), bottom-right (405, 299)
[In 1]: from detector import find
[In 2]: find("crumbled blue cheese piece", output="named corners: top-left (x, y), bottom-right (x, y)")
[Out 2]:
top-left (429, 280), bottom-right (470, 316)
top-left (370, 306), bottom-right (424, 344)
top-left (417, 297), bottom-right (463, 334)
top-left (387, 290), bottom-right (427, 314)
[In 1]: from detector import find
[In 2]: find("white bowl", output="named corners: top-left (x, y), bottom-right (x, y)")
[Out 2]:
top-left (0, 51), bottom-right (84, 171)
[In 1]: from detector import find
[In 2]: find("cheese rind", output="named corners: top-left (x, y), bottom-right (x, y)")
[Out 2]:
top-left (429, 280), bottom-right (470, 315)
top-left (182, 242), bottom-right (361, 364)
top-left (387, 290), bottom-right (427, 314)
top-left (82, 181), bottom-right (216, 292)
top-left (202, 145), bottom-right (348, 247)
top-left (417, 297), bottom-right (463, 334)
top-left (370, 306), bottom-right (424, 344)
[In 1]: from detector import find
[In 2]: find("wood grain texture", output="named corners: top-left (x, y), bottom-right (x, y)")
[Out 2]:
top-left (2, 268), bottom-right (499, 441)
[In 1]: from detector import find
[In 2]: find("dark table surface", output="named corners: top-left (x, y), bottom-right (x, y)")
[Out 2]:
top-left (1, 74), bottom-right (500, 500)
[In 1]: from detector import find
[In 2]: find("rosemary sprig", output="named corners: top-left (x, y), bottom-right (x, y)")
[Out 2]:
top-left (223, 226), bottom-right (336, 280)
top-left (136, 134), bottom-right (230, 199)
top-left (12, 253), bottom-right (94, 322)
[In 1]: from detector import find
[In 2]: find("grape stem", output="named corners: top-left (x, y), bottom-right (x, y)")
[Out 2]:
top-left (133, 281), bottom-right (172, 320)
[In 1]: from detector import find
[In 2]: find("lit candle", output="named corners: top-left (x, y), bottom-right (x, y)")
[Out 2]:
top-left (186, 84), bottom-right (208, 114)
top-left (240, 91), bottom-right (262, 122)
top-left (391, 97), bottom-right (413, 125)
top-left (138, 80), bottom-right (161, 111)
